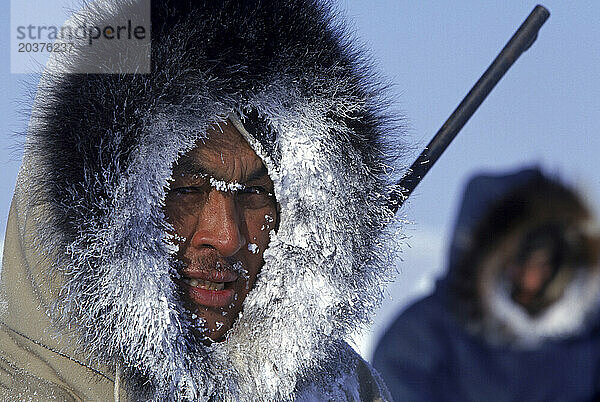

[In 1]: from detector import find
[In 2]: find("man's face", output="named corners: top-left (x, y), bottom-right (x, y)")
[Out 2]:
top-left (508, 247), bottom-right (564, 315)
top-left (164, 121), bottom-right (277, 341)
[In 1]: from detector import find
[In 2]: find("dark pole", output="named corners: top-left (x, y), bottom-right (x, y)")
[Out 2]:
top-left (388, 5), bottom-right (550, 214)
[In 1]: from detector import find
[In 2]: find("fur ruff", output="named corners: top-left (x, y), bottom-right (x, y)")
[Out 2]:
top-left (451, 173), bottom-right (600, 348)
top-left (21, 0), bottom-right (404, 400)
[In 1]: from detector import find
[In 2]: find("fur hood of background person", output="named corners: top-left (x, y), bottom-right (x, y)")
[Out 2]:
top-left (373, 167), bottom-right (600, 402)
top-left (444, 168), bottom-right (600, 347)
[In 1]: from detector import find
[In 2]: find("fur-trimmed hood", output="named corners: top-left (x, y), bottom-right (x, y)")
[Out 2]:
top-left (440, 167), bottom-right (600, 346)
top-left (373, 167), bottom-right (600, 402)
top-left (1, 0), bottom-right (401, 400)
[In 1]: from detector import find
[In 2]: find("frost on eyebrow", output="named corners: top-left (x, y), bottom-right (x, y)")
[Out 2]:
top-left (173, 162), bottom-right (245, 192)
top-left (209, 176), bottom-right (245, 192)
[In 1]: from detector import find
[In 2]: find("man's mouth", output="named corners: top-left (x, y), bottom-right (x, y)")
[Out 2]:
top-left (179, 268), bottom-right (239, 308)
top-left (183, 278), bottom-right (225, 291)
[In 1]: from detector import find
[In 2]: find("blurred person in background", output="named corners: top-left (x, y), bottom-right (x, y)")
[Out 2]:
top-left (374, 167), bottom-right (600, 401)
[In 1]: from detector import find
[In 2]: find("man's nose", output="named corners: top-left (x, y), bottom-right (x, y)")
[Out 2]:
top-left (188, 189), bottom-right (246, 257)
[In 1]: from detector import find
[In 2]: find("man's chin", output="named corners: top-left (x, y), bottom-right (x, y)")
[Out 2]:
top-left (188, 308), bottom-right (236, 342)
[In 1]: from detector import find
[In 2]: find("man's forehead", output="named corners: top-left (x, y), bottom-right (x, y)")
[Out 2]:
top-left (173, 121), bottom-right (269, 183)
top-left (174, 155), bottom-right (268, 182)
top-left (204, 121), bottom-right (250, 148)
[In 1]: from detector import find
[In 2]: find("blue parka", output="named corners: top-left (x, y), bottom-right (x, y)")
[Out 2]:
top-left (373, 168), bottom-right (600, 402)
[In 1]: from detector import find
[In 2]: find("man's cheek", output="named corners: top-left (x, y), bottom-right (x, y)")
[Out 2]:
top-left (248, 211), bottom-right (275, 242)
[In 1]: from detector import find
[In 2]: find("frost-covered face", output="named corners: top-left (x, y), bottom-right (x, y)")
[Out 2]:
top-left (165, 120), bottom-right (277, 341)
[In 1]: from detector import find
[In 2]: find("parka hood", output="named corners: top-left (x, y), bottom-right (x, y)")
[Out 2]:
top-left (1, 0), bottom-right (401, 400)
top-left (439, 166), bottom-right (600, 346)
top-left (444, 167), bottom-right (543, 285)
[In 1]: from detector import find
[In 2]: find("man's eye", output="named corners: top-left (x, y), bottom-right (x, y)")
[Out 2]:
top-left (240, 186), bottom-right (268, 195)
top-left (167, 186), bottom-right (208, 199)
top-left (237, 186), bottom-right (275, 209)
top-left (170, 187), bottom-right (199, 195)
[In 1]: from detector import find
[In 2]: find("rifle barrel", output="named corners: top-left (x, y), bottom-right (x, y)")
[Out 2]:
top-left (389, 5), bottom-right (550, 214)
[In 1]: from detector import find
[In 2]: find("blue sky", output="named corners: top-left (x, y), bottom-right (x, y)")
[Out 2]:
top-left (1, 1), bottom-right (600, 360)
top-left (340, 1), bottom-right (600, 358)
